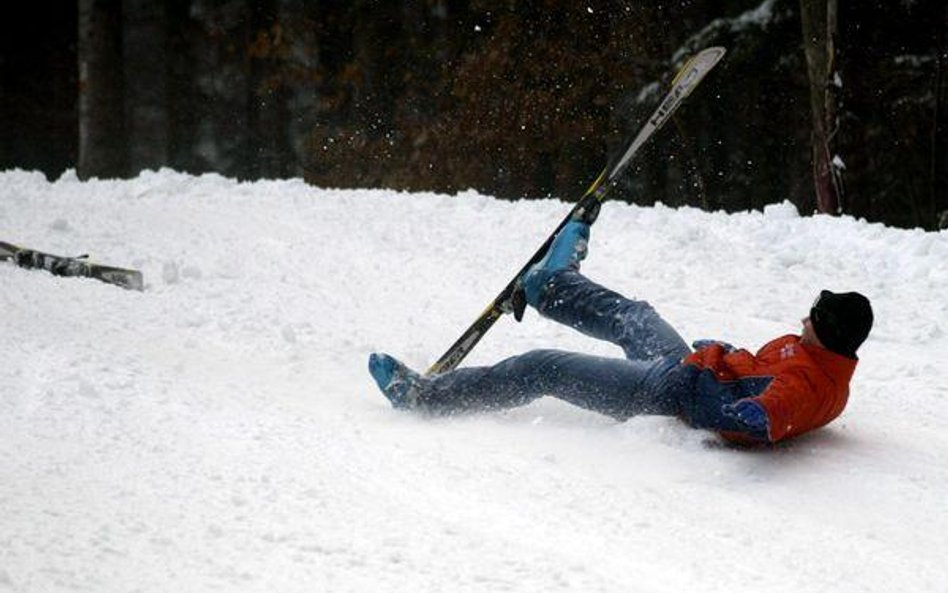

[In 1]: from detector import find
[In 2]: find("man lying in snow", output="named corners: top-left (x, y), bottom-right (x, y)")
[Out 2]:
top-left (368, 221), bottom-right (873, 444)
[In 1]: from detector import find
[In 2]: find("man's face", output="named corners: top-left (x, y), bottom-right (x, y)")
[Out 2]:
top-left (800, 316), bottom-right (824, 348)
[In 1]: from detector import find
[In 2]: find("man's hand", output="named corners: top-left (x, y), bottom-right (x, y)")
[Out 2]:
top-left (692, 339), bottom-right (737, 353)
top-left (722, 400), bottom-right (769, 435)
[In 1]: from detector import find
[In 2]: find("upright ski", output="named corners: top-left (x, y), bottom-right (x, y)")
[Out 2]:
top-left (426, 47), bottom-right (726, 376)
top-left (0, 240), bottom-right (144, 291)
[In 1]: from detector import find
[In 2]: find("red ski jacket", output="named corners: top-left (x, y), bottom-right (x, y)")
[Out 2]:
top-left (682, 335), bottom-right (858, 443)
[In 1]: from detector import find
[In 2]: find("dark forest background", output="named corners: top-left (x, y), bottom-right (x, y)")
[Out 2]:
top-left (1, 0), bottom-right (946, 230)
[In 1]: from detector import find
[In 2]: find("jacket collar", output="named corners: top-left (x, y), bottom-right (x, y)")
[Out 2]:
top-left (801, 340), bottom-right (858, 384)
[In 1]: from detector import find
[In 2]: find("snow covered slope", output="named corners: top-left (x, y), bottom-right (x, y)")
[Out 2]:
top-left (1, 169), bottom-right (946, 592)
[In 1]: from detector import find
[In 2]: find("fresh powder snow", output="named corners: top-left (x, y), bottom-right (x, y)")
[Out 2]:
top-left (1, 168), bottom-right (946, 592)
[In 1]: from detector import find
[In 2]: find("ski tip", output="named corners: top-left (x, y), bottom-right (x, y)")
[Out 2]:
top-left (671, 46), bottom-right (727, 86)
top-left (689, 46), bottom-right (727, 61)
top-left (126, 272), bottom-right (145, 292)
top-left (701, 46), bottom-right (727, 64)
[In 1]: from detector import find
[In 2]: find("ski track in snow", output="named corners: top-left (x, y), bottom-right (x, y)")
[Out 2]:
top-left (1, 169), bottom-right (946, 592)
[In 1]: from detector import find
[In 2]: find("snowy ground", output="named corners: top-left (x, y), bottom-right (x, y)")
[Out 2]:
top-left (1, 168), bottom-right (947, 593)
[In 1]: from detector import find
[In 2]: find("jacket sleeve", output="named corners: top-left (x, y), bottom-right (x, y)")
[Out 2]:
top-left (747, 369), bottom-right (819, 442)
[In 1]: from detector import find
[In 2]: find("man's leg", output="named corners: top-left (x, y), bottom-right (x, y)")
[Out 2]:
top-left (368, 221), bottom-right (689, 418)
top-left (534, 270), bottom-right (691, 361)
top-left (369, 350), bottom-right (679, 420)
top-left (522, 221), bottom-right (689, 361)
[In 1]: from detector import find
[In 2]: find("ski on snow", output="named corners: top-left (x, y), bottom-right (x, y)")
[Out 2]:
top-left (0, 240), bottom-right (144, 291)
top-left (425, 46), bottom-right (726, 376)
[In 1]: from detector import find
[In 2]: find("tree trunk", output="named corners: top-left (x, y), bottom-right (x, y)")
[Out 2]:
top-left (78, 0), bottom-right (127, 179)
top-left (933, 5), bottom-right (948, 229)
top-left (166, 0), bottom-right (197, 172)
top-left (278, 0), bottom-right (320, 178)
top-left (351, 2), bottom-right (401, 139)
top-left (124, 0), bottom-right (168, 172)
top-left (247, 0), bottom-right (293, 178)
top-left (799, 0), bottom-right (843, 214)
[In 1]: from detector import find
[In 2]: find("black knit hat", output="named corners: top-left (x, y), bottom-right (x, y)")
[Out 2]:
top-left (810, 290), bottom-right (874, 358)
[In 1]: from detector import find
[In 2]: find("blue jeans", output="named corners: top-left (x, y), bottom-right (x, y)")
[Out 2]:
top-left (417, 271), bottom-right (695, 420)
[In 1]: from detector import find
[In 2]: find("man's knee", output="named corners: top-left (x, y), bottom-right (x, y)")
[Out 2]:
top-left (500, 349), bottom-right (573, 375)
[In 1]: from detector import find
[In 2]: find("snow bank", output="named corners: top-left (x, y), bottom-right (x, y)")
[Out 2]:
top-left (1, 169), bottom-right (946, 592)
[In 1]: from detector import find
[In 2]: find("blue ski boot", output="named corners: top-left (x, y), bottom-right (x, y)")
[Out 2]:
top-left (368, 353), bottom-right (423, 410)
top-left (522, 220), bottom-right (590, 307)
